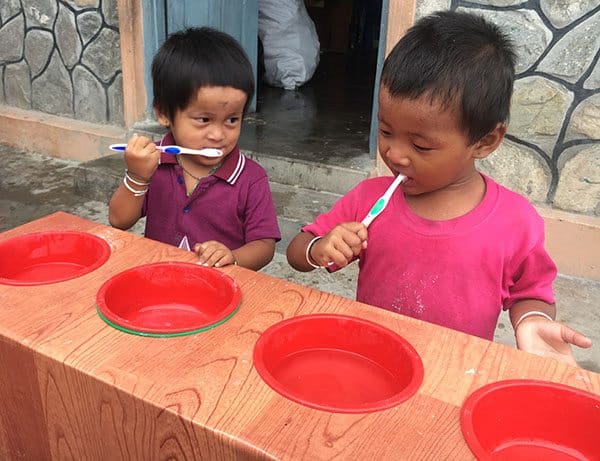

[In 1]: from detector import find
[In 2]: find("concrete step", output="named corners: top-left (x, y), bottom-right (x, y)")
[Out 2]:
top-left (270, 181), bottom-right (341, 251)
top-left (125, 122), bottom-right (371, 196)
top-left (73, 152), bottom-right (344, 252)
top-left (245, 150), bottom-right (368, 196)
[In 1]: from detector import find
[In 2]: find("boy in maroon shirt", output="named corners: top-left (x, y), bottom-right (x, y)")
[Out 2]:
top-left (109, 28), bottom-right (280, 270)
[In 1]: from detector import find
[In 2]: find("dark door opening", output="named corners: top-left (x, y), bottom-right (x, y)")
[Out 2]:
top-left (239, 0), bottom-right (383, 171)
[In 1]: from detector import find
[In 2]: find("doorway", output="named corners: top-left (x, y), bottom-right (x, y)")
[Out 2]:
top-left (144, 0), bottom-right (386, 170)
top-left (240, 0), bottom-right (383, 170)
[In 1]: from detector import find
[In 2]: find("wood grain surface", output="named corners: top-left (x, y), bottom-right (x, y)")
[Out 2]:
top-left (0, 212), bottom-right (598, 460)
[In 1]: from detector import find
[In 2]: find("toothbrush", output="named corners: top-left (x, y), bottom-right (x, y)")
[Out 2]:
top-left (109, 144), bottom-right (223, 158)
top-left (361, 173), bottom-right (406, 227)
top-left (324, 173), bottom-right (405, 272)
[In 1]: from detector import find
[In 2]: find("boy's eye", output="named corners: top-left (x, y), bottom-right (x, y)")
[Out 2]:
top-left (195, 117), bottom-right (210, 123)
top-left (379, 129), bottom-right (391, 137)
top-left (227, 117), bottom-right (240, 124)
top-left (413, 144), bottom-right (433, 152)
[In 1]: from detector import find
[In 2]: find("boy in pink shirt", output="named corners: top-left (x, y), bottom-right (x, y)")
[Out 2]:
top-left (286, 11), bottom-right (591, 365)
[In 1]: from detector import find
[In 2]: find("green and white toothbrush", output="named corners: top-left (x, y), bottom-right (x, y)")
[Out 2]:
top-left (361, 173), bottom-right (406, 227)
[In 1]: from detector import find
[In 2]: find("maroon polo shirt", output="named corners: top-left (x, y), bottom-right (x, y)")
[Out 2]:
top-left (142, 134), bottom-right (281, 250)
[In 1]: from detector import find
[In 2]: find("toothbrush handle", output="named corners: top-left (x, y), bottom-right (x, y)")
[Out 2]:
top-left (110, 144), bottom-right (177, 154)
top-left (109, 143), bottom-right (127, 151)
top-left (361, 212), bottom-right (377, 227)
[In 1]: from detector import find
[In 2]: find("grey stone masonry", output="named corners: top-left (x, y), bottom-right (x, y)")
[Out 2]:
top-left (0, 14), bottom-right (24, 62)
top-left (478, 139), bottom-right (551, 203)
top-left (5, 61), bottom-right (31, 109)
top-left (441, 1), bottom-right (600, 215)
top-left (554, 144), bottom-right (600, 214)
top-left (77, 11), bottom-right (102, 45)
top-left (509, 76), bottom-right (573, 152)
top-left (0, 0), bottom-right (123, 124)
top-left (540, 0), bottom-right (600, 29)
top-left (566, 93), bottom-right (600, 141)
top-left (32, 50), bottom-right (73, 116)
top-left (1, 0), bottom-right (598, 217)
top-left (538, 12), bottom-right (600, 84)
top-left (81, 28), bottom-right (120, 83)
top-left (55, 3), bottom-right (82, 69)
top-left (24, 29), bottom-right (53, 78)
top-left (585, 59), bottom-right (600, 90)
top-left (458, 7), bottom-right (551, 73)
top-left (0, 0), bottom-right (21, 23)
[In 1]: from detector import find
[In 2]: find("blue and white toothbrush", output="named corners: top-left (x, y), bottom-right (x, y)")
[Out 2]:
top-left (109, 144), bottom-right (223, 158)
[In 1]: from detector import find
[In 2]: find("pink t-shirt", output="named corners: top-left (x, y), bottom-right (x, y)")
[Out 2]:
top-left (303, 175), bottom-right (556, 340)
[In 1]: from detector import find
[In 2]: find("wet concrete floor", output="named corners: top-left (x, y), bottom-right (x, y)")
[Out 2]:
top-left (240, 51), bottom-right (377, 171)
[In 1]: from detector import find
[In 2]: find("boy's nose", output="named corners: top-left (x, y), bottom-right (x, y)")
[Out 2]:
top-left (207, 125), bottom-right (225, 141)
top-left (384, 146), bottom-right (411, 166)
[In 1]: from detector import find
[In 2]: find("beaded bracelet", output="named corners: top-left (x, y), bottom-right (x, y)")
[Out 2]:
top-left (515, 310), bottom-right (554, 329)
top-left (305, 236), bottom-right (322, 269)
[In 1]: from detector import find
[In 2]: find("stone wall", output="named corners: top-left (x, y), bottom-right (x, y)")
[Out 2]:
top-left (0, 0), bottom-right (123, 125)
top-left (416, 1), bottom-right (600, 215)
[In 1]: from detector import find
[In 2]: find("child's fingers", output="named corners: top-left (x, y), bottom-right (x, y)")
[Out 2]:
top-left (131, 133), bottom-right (146, 151)
top-left (325, 245), bottom-right (352, 267)
top-left (205, 249), bottom-right (232, 268)
top-left (213, 253), bottom-right (233, 268)
top-left (204, 249), bottom-right (223, 267)
top-left (335, 230), bottom-right (365, 258)
top-left (195, 241), bottom-right (232, 267)
top-left (333, 240), bottom-right (355, 261)
top-left (561, 324), bottom-right (593, 349)
top-left (194, 243), bottom-right (210, 264)
top-left (140, 140), bottom-right (159, 157)
top-left (340, 221), bottom-right (368, 242)
top-left (337, 223), bottom-right (368, 253)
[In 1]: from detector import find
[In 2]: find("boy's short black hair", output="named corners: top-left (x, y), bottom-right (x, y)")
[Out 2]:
top-left (381, 10), bottom-right (516, 144)
top-left (152, 27), bottom-right (254, 121)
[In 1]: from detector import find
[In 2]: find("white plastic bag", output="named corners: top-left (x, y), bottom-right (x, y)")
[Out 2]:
top-left (258, 0), bottom-right (320, 90)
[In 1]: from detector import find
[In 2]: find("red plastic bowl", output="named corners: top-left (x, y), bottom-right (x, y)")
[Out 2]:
top-left (96, 262), bottom-right (241, 337)
top-left (0, 231), bottom-right (110, 286)
top-left (461, 379), bottom-right (600, 461)
top-left (253, 314), bottom-right (424, 413)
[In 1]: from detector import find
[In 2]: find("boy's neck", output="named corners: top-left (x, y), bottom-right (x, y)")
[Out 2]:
top-left (405, 172), bottom-right (486, 221)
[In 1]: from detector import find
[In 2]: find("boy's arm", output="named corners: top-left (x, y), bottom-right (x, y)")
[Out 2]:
top-left (195, 238), bottom-right (275, 271)
top-left (108, 183), bottom-right (145, 230)
top-left (233, 238), bottom-right (276, 271)
top-left (510, 299), bottom-right (592, 366)
top-left (287, 231), bottom-right (319, 272)
top-left (108, 134), bottom-right (160, 230)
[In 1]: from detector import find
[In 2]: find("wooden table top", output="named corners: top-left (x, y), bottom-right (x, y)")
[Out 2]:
top-left (1, 211), bottom-right (598, 460)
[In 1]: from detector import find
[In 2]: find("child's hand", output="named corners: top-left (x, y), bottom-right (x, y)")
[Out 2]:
top-left (124, 133), bottom-right (161, 181)
top-left (515, 316), bottom-right (592, 367)
top-left (311, 222), bottom-right (368, 268)
top-left (194, 241), bottom-right (237, 268)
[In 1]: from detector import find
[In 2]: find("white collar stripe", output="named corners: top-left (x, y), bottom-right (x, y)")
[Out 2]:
top-left (227, 153), bottom-right (245, 184)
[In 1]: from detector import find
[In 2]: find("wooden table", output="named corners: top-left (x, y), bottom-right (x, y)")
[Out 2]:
top-left (0, 212), bottom-right (598, 460)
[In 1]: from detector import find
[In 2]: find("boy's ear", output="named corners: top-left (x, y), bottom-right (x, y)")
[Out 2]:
top-left (472, 123), bottom-right (506, 159)
top-left (154, 106), bottom-right (170, 128)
